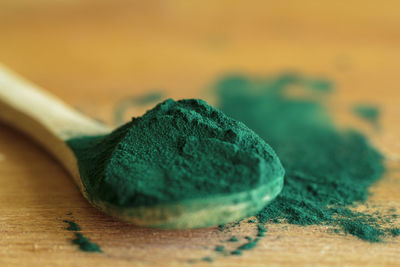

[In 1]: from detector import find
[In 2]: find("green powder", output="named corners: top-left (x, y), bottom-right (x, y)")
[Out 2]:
top-left (231, 250), bottom-right (242, 255)
top-left (202, 257), bottom-right (214, 262)
top-left (72, 233), bottom-right (102, 253)
top-left (391, 228), bottom-right (400, 237)
top-left (353, 104), bottom-right (380, 129)
top-left (215, 245), bottom-right (225, 252)
top-left (67, 99), bottom-right (284, 210)
top-left (63, 220), bottom-right (81, 231)
top-left (215, 73), bottom-right (394, 242)
top-left (257, 224), bottom-right (267, 237)
top-left (63, 219), bottom-right (102, 253)
top-left (228, 237), bottom-right (239, 242)
top-left (238, 237), bottom-right (260, 250)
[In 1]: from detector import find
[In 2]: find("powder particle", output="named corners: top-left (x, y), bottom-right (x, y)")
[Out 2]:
top-left (215, 73), bottom-right (391, 242)
top-left (391, 228), bottom-right (400, 237)
top-left (202, 257), bottom-right (213, 262)
top-left (231, 250), bottom-right (242, 255)
top-left (62, 219), bottom-right (102, 253)
top-left (228, 237), bottom-right (239, 242)
top-left (353, 104), bottom-right (380, 129)
top-left (72, 233), bottom-right (102, 253)
top-left (305, 78), bottom-right (333, 92)
top-left (63, 220), bottom-right (81, 231)
top-left (257, 224), bottom-right (267, 237)
top-left (215, 245), bottom-right (225, 252)
top-left (340, 219), bottom-right (384, 242)
top-left (238, 238), bottom-right (260, 250)
top-left (68, 99), bottom-right (284, 216)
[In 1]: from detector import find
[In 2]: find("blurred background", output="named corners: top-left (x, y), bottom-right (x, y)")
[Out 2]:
top-left (1, 0), bottom-right (399, 124)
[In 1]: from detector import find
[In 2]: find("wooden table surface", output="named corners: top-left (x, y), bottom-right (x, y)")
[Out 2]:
top-left (0, 1), bottom-right (399, 266)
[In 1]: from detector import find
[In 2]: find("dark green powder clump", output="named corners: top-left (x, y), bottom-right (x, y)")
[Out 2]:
top-left (215, 245), bottom-right (225, 252)
top-left (391, 228), bottom-right (400, 237)
top-left (72, 233), bottom-right (102, 253)
top-left (62, 219), bottom-right (102, 253)
top-left (238, 238), bottom-right (260, 250)
top-left (63, 220), bottom-right (81, 231)
top-left (67, 99), bottom-right (284, 208)
top-left (353, 104), bottom-right (380, 129)
top-left (231, 250), bottom-right (242, 255)
top-left (215, 73), bottom-right (391, 242)
top-left (228, 237), bottom-right (239, 242)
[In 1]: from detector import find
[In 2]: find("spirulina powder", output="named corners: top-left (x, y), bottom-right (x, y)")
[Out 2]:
top-left (67, 99), bottom-right (283, 211)
top-left (215, 73), bottom-right (398, 243)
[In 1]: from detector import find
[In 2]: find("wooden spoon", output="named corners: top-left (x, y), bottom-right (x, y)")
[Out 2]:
top-left (0, 64), bottom-right (284, 229)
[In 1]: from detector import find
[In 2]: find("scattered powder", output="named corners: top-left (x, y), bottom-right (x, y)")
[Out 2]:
top-left (215, 245), bottom-right (225, 252)
top-left (63, 220), bottom-right (81, 231)
top-left (62, 219), bottom-right (102, 253)
top-left (391, 228), bottom-right (400, 237)
top-left (67, 99), bottom-right (284, 224)
top-left (228, 237), bottom-right (239, 242)
top-left (231, 250), bottom-right (242, 255)
top-left (72, 233), bottom-right (102, 253)
top-left (202, 257), bottom-right (214, 262)
top-left (257, 224), bottom-right (267, 237)
top-left (237, 238), bottom-right (260, 250)
top-left (215, 73), bottom-right (396, 243)
top-left (353, 104), bottom-right (380, 129)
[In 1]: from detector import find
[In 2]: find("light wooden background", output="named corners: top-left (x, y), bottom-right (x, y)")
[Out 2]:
top-left (0, 1), bottom-right (399, 266)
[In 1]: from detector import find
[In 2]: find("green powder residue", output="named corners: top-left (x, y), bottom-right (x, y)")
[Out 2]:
top-left (202, 257), bottom-right (214, 262)
top-left (62, 219), bottom-right (102, 253)
top-left (231, 250), bottom-right (242, 255)
top-left (215, 73), bottom-right (394, 242)
top-left (391, 228), bottom-right (400, 237)
top-left (228, 237), bottom-right (239, 242)
top-left (73, 233), bottom-right (102, 253)
top-left (257, 224), bottom-right (267, 237)
top-left (68, 99), bottom-right (284, 209)
top-left (238, 238), bottom-right (260, 250)
top-left (63, 220), bottom-right (81, 231)
top-left (215, 245), bottom-right (225, 252)
top-left (353, 104), bottom-right (380, 129)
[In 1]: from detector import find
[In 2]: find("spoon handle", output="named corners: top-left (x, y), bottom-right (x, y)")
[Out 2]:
top-left (0, 63), bottom-right (110, 179)
top-left (0, 64), bottom-right (110, 140)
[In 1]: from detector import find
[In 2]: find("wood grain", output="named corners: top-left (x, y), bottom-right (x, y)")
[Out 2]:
top-left (0, 1), bottom-right (399, 266)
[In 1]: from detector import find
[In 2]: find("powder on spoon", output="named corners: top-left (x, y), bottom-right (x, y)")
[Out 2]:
top-left (67, 99), bottom-right (284, 211)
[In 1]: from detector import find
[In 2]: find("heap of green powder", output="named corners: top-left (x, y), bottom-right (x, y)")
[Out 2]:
top-left (68, 99), bottom-right (284, 208)
top-left (215, 73), bottom-right (396, 242)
